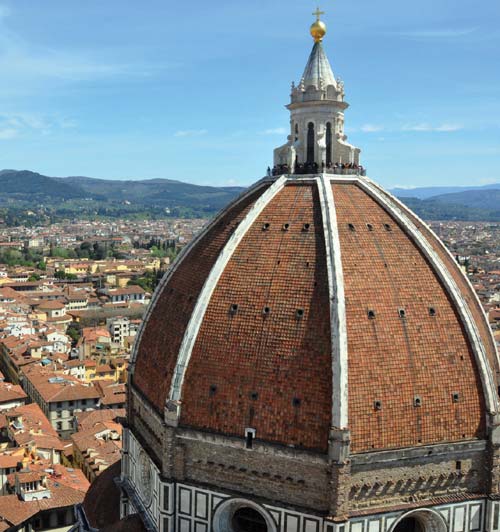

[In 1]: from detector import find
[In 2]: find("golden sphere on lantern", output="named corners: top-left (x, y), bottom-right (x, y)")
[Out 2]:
top-left (310, 19), bottom-right (327, 42)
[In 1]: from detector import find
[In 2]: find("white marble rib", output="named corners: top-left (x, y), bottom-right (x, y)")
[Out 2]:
top-left (317, 174), bottom-right (349, 429)
top-left (168, 175), bottom-right (288, 406)
top-left (358, 177), bottom-right (498, 415)
top-left (128, 176), bottom-right (275, 372)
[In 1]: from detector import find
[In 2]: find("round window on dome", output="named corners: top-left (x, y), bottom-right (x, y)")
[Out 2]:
top-left (393, 516), bottom-right (425, 532)
top-left (232, 507), bottom-right (268, 532)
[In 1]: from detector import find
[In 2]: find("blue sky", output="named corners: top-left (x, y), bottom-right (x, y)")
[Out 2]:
top-left (0, 0), bottom-right (499, 189)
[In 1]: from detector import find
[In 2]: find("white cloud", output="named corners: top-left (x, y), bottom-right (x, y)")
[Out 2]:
top-left (402, 123), bottom-right (463, 132)
top-left (361, 124), bottom-right (384, 133)
top-left (174, 129), bottom-right (208, 138)
top-left (402, 123), bottom-right (432, 132)
top-left (0, 5), bottom-right (10, 19)
top-left (478, 177), bottom-right (500, 185)
top-left (0, 46), bottom-right (136, 82)
top-left (0, 112), bottom-right (77, 139)
top-left (434, 123), bottom-right (464, 132)
top-left (0, 128), bottom-right (18, 140)
top-left (260, 127), bottom-right (287, 135)
top-left (58, 118), bottom-right (78, 129)
top-left (0, 6), bottom-right (164, 85)
top-left (394, 28), bottom-right (478, 39)
top-left (391, 184), bottom-right (419, 190)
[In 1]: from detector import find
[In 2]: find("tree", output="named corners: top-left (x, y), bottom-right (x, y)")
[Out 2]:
top-left (128, 277), bottom-right (151, 292)
top-left (54, 270), bottom-right (77, 280)
top-left (50, 247), bottom-right (70, 258)
top-left (150, 246), bottom-right (166, 259)
top-left (165, 247), bottom-right (178, 262)
top-left (67, 325), bottom-right (81, 345)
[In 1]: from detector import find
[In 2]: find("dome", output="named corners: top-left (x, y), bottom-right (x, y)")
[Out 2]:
top-left (131, 173), bottom-right (499, 455)
top-left (116, 10), bottom-right (500, 532)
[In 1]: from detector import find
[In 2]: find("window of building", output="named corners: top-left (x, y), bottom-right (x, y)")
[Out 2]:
top-left (57, 511), bottom-right (66, 526)
top-left (307, 122), bottom-right (315, 164)
top-left (232, 507), bottom-right (268, 532)
top-left (393, 517), bottom-right (424, 532)
top-left (245, 428), bottom-right (256, 450)
top-left (326, 122), bottom-right (332, 165)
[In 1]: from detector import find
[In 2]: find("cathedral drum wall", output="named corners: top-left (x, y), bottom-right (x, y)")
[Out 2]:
top-left (347, 442), bottom-right (488, 512)
top-left (123, 427), bottom-right (496, 532)
top-left (129, 386), bottom-right (166, 466)
top-left (176, 428), bottom-right (331, 511)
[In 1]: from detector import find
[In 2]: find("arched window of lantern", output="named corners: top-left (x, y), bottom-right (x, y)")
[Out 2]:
top-left (307, 122), bottom-right (315, 164)
top-left (326, 122), bottom-right (332, 166)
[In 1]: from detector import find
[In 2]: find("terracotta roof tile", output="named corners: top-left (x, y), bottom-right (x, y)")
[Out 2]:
top-left (133, 185), bottom-right (268, 411)
top-left (333, 183), bottom-right (486, 452)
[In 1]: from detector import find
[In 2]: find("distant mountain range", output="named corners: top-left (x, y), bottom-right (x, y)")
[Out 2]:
top-left (0, 170), bottom-right (245, 219)
top-left (0, 169), bottom-right (498, 221)
top-left (389, 183), bottom-right (500, 200)
top-left (389, 183), bottom-right (500, 221)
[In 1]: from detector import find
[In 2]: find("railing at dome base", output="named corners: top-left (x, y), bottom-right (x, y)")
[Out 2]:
top-left (269, 164), bottom-right (366, 177)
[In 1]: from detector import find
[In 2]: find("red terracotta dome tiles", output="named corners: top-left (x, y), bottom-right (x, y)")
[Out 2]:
top-left (377, 186), bottom-right (500, 386)
top-left (179, 182), bottom-right (333, 452)
top-left (132, 185), bottom-right (269, 412)
top-left (333, 182), bottom-right (486, 453)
